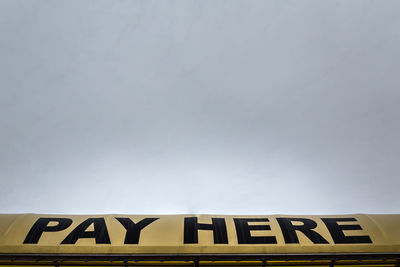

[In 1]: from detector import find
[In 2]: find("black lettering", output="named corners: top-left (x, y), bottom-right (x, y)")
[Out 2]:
top-left (61, 218), bottom-right (110, 244)
top-left (24, 218), bottom-right (72, 244)
top-left (234, 218), bottom-right (277, 244)
top-left (184, 217), bottom-right (228, 244)
top-left (321, 218), bottom-right (372, 244)
top-left (115, 217), bottom-right (158, 244)
top-left (277, 217), bottom-right (329, 244)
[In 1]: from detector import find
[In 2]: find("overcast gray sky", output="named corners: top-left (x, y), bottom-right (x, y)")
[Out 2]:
top-left (0, 0), bottom-right (399, 215)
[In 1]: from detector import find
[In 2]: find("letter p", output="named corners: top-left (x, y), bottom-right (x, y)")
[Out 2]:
top-left (24, 218), bottom-right (72, 244)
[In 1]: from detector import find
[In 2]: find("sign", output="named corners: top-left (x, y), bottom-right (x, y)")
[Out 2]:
top-left (0, 214), bottom-right (399, 254)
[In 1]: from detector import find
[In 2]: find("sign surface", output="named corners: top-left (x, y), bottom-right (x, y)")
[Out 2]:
top-left (0, 214), bottom-right (399, 254)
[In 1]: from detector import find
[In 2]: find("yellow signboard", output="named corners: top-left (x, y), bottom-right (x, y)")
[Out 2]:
top-left (0, 214), bottom-right (399, 254)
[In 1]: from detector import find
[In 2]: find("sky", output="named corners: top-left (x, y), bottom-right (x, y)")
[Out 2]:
top-left (0, 0), bottom-right (399, 215)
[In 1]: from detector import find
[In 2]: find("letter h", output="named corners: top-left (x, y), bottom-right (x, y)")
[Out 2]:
top-left (184, 217), bottom-right (228, 244)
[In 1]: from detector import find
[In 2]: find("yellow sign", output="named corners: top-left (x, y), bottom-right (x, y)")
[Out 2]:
top-left (0, 214), bottom-right (399, 254)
